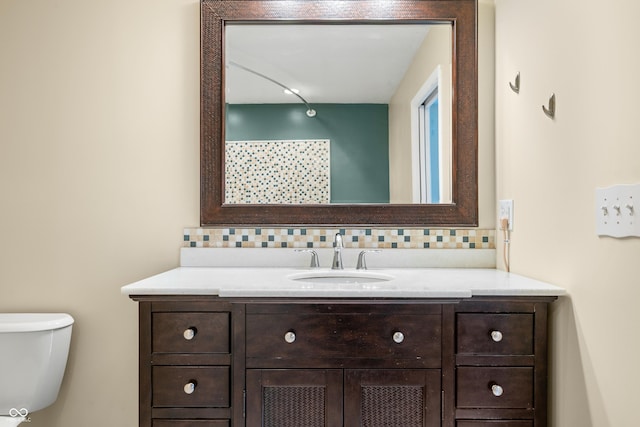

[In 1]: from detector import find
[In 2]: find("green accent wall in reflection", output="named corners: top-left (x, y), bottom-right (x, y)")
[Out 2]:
top-left (226, 103), bottom-right (389, 203)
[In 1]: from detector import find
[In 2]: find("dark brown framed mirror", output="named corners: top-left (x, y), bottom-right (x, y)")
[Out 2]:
top-left (201, 0), bottom-right (477, 226)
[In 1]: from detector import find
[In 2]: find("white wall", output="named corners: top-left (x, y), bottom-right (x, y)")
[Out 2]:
top-left (494, 0), bottom-right (640, 425)
top-left (0, 1), bottom-right (200, 426)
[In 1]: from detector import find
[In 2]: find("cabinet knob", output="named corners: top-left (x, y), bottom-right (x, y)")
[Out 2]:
top-left (490, 330), bottom-right (503, 342)
top-left (183, 327), bottom-right (197, 340)
top-left (184, 381), bottom-right (197, 395)
top-left (491, 384), bottom-right (504, 397)
top-left (284, 331), bottom-right (296, 343)
top-left (392, 331), bottom-right (405, 343)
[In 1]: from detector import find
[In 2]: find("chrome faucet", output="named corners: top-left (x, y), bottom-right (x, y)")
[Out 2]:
top-left (332, 233), bottom-right (344, 270)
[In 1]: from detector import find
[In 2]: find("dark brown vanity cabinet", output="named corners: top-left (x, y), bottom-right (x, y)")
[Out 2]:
top-left (244, 303), bottom-right (442, 427)
top-left (133, 297), bottom-right (554, 427)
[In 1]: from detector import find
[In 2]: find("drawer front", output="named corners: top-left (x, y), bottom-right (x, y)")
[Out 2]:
top-left (246, 313), bottom-right (441, 362)
top-left (456, 314), bottom-right (533, 355)
top-left (153, 421), bottom-right (229, 427)
top-left (153, 312), bottom-right (229, 354)
top-left (456, 367), bottom-right (533, 409)
top-left (152, 366), bottom-right (230, 407)
top-left (457, 422), bottom-right (533, 427)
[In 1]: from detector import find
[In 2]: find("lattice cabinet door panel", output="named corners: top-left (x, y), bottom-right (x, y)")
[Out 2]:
top-left (344, 369), bottom-right (441, 427)
top-left (245, 369), bottom-right (343, 427)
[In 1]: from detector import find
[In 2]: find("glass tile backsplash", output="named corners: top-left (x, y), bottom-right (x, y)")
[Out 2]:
top-left (183, 227), bottom-right (495, 249)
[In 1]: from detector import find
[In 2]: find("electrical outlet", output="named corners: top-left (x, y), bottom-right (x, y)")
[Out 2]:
top-left (499, 199), bottom-right (514, 231)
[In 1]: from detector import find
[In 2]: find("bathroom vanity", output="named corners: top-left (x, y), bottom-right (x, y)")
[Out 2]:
top-left (123, 265), bottom-right (564, 427)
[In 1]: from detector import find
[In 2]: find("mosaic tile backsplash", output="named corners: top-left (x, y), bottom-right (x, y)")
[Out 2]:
top-left (225, 139), bottom-right (330, 204)
top-left (184, 227), bottom-right (495, 249)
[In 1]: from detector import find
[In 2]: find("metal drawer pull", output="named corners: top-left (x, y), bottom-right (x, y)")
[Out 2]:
top-left (491, 384), bottom-right (504, 397)
top-left (392, 331), bottom-right (405, 343)
top-left (184, 381), bottom-right (197, 394)
top-left (284, 331), bottom-right (296, 343)
top-left (490, 330), bottom-right (503, 342)
top-left (183, 327), bottom-right (197, 340)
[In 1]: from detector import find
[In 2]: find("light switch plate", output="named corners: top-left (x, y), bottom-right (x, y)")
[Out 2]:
top-left (595, 184), bottom-right (640, 238)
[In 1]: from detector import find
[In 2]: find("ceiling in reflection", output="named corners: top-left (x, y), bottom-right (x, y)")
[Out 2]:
top-left (225, 24), bottom-right (432, 104)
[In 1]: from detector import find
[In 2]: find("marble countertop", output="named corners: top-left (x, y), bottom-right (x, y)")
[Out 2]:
top-left (121, 267), bottom-right (566, 298)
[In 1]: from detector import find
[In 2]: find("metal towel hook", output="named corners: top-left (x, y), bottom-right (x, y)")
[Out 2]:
top-left (542, 93), bottom-right (556, 119)
top-left (509, 72), bottom-right (520, 93)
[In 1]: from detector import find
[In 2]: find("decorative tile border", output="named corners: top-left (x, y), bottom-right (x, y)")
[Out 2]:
top-left (183, 227), bottom-right (495, 249)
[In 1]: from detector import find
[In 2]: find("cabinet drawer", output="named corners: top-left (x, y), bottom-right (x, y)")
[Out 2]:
top-left (457, 422), bottom-right (533, 427)
top-left (153, 421), bottom-right (229, 427)
top-left (152, 366), bottom-right (230, 407)
top-left (152, 312), bottom-right (229, 354)
top-left (456, 367), bottom-right (533, 409)
top-left (456, 314), bottom-right (533, 355)
top-left (246, 313), bottom-right (441, 363)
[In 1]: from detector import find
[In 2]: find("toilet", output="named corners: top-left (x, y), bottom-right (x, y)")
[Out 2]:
top-left (0, 313), bottom-right (74, 426)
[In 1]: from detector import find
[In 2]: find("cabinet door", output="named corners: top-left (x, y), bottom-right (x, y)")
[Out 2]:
top-left (344, 370), bottom-right (441, 427)
top-left (246, 369), bottom-right (343, 427)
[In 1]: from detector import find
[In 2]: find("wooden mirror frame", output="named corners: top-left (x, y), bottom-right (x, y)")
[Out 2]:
top-left (201, 0), bottom-right (477, 226)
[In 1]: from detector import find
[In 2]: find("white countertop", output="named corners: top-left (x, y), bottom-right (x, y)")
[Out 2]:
top-left (121, 267), bottom-right (566, 299)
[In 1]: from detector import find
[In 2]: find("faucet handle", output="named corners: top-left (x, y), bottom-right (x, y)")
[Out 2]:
top-left (356, 250), bottom-right (381, 270)
top-left (295, 249), bottom-right (320, 268)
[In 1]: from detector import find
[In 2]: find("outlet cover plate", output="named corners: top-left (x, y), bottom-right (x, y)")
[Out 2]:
top-left (499, 199), bottom-right (514, 231)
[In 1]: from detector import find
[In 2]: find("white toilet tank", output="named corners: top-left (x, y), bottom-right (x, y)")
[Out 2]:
top-left (0, 313), bottom-right (74, 415)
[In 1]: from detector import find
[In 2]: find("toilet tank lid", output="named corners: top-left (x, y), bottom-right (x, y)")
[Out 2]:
top-left (0, 313), bottom-right (74, 332)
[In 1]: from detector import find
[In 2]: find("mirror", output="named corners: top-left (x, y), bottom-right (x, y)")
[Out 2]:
top-left (201, 0), bottom-right (478, 226)
top-left (225, 23), bottom-right (452, 205)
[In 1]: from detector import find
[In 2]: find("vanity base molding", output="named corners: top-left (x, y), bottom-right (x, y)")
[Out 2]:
top-left (132, 296), bottom-right (555, 427)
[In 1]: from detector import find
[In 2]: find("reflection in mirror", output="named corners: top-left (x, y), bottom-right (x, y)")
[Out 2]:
top-left (225, 24), bottom-right (452, 205)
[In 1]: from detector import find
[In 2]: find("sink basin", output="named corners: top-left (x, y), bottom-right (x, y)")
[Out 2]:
top-left (288, 270), bottom-right (394, 284)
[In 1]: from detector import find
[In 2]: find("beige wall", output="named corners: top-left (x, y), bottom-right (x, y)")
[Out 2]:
top-left (0, 0), bottom-right (200, 426)
top-left (494, 0), bottom-right (640, 425)
top-left (0, 1), bottom-right (496, 427)
top-left (388, 25), bottom-right (452, 203)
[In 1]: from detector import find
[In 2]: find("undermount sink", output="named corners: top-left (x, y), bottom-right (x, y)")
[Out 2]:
top-left (287, 270), bottom-right (395, 284)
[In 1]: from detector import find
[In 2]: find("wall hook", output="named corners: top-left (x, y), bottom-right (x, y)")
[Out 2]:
top-left (542, 93), bottom-right (556, 119)
top-left (509, 72), bottom-right (520, 93)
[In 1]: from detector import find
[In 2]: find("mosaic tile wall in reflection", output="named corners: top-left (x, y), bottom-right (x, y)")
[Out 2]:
top-left (225, 139), bottom-right (330, 204)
